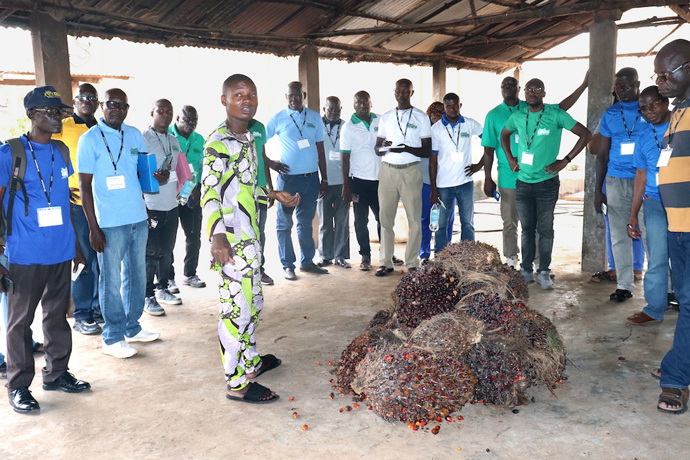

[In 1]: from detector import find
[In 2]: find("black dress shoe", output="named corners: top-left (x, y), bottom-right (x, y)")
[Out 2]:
top-left (300, 263), bottom-right (329, 274)
top-left (9, 387), bottom-right (40, 414)
top-left (43, 371), bottom-right (91, 393)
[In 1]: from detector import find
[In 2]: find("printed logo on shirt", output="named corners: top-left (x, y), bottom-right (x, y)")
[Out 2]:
top-left (407, 123), bottom-right (418, 129)
top-left (130, 148), bottom-right (139, 155)
top-left (373, 127), bottom-right (379, 132)
top-left (537, 128), bottom-right (550, 136)
top-left (61, 167), bottom-right (68, 179)
top-left (307, 122), bottom-right (316, 129)
top-left (461, 132), bottom-right (470, 138)
top-left (252, 131), bottom-right (262, 138)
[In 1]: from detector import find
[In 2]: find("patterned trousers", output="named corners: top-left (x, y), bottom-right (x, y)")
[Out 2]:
top-left (215, 238), bottom-right (263, 390)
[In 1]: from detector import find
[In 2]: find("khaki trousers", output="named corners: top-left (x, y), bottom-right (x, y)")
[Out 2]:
top-left (378, 162), bottom-right (422, 269)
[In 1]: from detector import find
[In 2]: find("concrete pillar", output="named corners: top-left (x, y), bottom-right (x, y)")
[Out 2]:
top-left (432, 59), bottom-right (447, 102)
top-left (298, 46), bottom-right (320, 111)
top-left (30, 10), bottom-right (72, 102)
top-left (581, 12), bottom-right (619, 272)
top-left (513, 66), bottom-right (522, 84)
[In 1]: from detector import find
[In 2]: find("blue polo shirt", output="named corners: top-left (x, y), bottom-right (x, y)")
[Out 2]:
top-left (633, 120), bottom-right (669, 201)
top-left (0, 136), bottom-right (75, 265)
top-left (266, 106), bottom-right (324, 175)
top-left (77, 118), bottom-right (148, 228)
top-left (600, 101), bottom-right (648, 180)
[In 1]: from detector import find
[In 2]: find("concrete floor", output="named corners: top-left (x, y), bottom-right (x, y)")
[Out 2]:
top-left (1, 199), bottom-right (689, 460)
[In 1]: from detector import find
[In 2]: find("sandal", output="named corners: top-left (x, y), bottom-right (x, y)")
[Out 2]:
top-left (651, 368), bottom-right (661, 380)
top-left (609, 289), bottom-right (632, 303)
top-left (657, 387), bottom-right (689, 415)
top-left (254, 354), bottom-right (282, 378)
top-left (226, 382), bottom-right (279, 404)
top-left (375, 266), bottom-right (394, 277)
top-left (590, 271), bottom-right (615, 283)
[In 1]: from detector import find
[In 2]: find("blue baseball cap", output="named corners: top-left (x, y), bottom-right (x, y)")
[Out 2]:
top-left (24, 85), bottom-right (72, 110)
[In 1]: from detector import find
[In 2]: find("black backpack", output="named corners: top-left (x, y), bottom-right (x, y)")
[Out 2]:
top-left (1, 137), bottom-right (70, 239)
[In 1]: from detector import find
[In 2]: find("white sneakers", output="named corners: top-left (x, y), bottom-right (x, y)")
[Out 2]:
top-left (102, 329), bottom-right (160, 358)
top-left (125, 329), bottom-right (161, 343)
top-left (102, 341), bottom-right (137, 359)
top-left (506, 256), bottom-right (519, 268)
top-left (537, 271), bottom-right (555, 290)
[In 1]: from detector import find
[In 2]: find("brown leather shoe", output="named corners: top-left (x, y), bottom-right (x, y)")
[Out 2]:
top-left (626, 311), bottom-right (661, 325)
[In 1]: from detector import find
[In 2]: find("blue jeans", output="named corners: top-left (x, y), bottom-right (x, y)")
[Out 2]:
top-left (420, 183), bottom-right (455, 259)
top-left (276, 173), bottom-right (319, 269)
top-left (603, 180), bottom-right (645, 271)
top-left (660, 232), bottom-right (690, 389)
top-left (0, 292), bottom-right (5, 365)
top-left (71, 203), bottom-right (100, 322)
top-left (97, 220), bottom-right (148, 345)
top-left (515, 177), bottom-right (559, 273)
top-left (435, 182), bottom-right (475, 253)
top-left (639, 197), bottom-right (669, 320)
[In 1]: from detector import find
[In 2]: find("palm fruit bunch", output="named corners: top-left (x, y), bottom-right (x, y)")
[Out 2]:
top-left (352, 344), bottom-right (476, 423)
top-left (336, 331), bottom-right (379, 396)
top-left (433, 240), bottom-right (502, 271)
top-left (409, 312), bottom-right (484, 357)
top-left (394, 264), bottom-right (462, 328)
top-left (461, 292), bottom-right (529, 335)
top-left (465, 340), bottom-right (528, 406)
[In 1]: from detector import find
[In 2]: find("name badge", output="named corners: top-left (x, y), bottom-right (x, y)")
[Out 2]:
top-left (106, 174), bottom-right (126, 190)
top-left (451, 152), bottom-right (464, 163)
top-left (620, 142), bottom-right (635, 156)
top-left (657, 147), bottom-right (673, 168)
top-left (514, 134), bottom-right (520, 143)
top-left (521, 152), bottom-right (534, 166)
top-left (169, 171), bottom-right (178, 183)
top-left (37, 206), bottom-right (63, 227)
top-left (297, 139), bottom-right (310, 149)
top-left (329, 150), bottom-right (341, 161)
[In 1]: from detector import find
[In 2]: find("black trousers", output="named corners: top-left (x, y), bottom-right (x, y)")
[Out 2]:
top-left (170, 202), bottom-right (203, 279)
top-left (348, 177), bottom-right (380, 257)
top-left (146, 207), bottom-right (179, 297)
top-left (6, 261), bottom-right (72, 390)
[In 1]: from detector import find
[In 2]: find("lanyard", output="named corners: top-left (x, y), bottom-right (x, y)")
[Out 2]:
top-left (525, 109), bottom-right (545, 151)
top-left (445, 122), bottom-right (461, 151)
top-left (324, 119), bottom-right (341, 146)
top-left (396, 107), bottom-right (412, 140)
top-left (620, 105), bottom-right (641, 141)
top-left (98, 127), bottom-right (124, 173)
top-left (668, 106), bottom-right (688, 148)
top-left (26, 138), bottom-right (54, 206)
top-left (652, 125), bottom-right (663, 152)
top-left (289, 109), bottom-right (307, 138)
top-left (154, 131), bottom-right (172, 159)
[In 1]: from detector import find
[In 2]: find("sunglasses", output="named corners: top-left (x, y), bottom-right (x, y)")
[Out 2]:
top-left (76, 94), bottom-right (98, 102)
top-left (32, 107), bottom-right (71, 117)
top-left (103, 100), bottom-right (130, 110)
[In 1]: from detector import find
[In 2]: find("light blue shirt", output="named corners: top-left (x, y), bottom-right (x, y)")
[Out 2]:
top-left (600, 100), bottom-right (648, 180)
top-left (77, 118), bottom-right (148, 228)
top-left (266, 106), bottom-right (324, 175)
top-left (633, 120), bottom-right (669, 201)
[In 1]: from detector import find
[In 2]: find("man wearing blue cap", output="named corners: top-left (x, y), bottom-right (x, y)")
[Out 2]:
top-left (0, 86), bottom-right (90, 414)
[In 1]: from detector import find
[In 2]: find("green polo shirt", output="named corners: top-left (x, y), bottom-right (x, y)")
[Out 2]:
top-left (248, 119), bottom-right (268, 188)
top-left (170, 124), bottom-right (205, 186)
top-left (481, 100), bottom-right (528, 189)
top-left (504, 104), bottom-right (576, 184)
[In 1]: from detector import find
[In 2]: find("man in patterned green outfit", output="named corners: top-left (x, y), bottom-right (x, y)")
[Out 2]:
top-left (202, 74), bottom-right (300, 403)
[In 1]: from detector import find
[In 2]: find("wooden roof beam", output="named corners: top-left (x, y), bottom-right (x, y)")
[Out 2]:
top-left (306, 0), bottom-right (690, 37)
top-left (669, 4), bottom-right (690, 22)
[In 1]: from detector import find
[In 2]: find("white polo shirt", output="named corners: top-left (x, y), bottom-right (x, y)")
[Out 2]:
top-left (340, 113), bottom-right (381, 181)
top-left (431, 114), bottom-right (483, 188)
top-left (377, 107), bottom-right (431, 165)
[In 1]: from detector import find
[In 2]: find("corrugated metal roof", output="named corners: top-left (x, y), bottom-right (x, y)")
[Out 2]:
top-left (0, 0), bottom-right (681, 74)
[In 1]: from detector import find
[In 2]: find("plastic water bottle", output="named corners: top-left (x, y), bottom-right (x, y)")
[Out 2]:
top-left (429, 200), bottom-right (445, 232)
top-left (177, 180), bottom-right (195, 205)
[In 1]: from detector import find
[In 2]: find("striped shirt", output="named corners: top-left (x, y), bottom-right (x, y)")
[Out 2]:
top-left (658, 99), bottom-right (690, 232)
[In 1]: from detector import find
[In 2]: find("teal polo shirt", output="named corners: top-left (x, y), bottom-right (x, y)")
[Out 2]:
top-left (481, 100), bottom-right (527, 189)
top-left (248, 119), bottom-right (268, 188)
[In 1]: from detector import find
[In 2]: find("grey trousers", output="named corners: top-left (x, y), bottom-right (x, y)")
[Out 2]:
top-left (6, 261), bottom-right (72, 391)
top-left (606, 176), bottom-right (635, 292)
top-left (499, 186), bottom-right (541, 265)
top-left (378, 162), bottom-right (423, 269)
top-left (318, 184), bottom-right (350, 261)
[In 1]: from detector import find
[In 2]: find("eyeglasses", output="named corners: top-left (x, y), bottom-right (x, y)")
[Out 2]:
top-left (181, 117), bottom-right (198, 124)
top-left (639, 99), bottom-right (666, 113)
top-left (652, 61), bottom-right (689, 82)
top-left (103, 100), bottom-right (130, 110)
top-left (32, 107), bottom-right (71, 117)
top-left (524, 87), bottom-right (543, 93)
top-left (76, 94), bottom-right (98, 102)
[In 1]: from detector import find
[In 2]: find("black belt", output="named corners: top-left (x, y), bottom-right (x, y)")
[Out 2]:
top-left (283, 171), bottom-right (317, 177)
